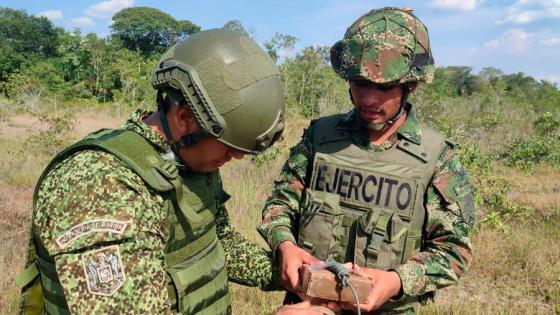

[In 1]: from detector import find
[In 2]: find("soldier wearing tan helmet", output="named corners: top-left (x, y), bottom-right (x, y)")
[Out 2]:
top-left (260, 7), bottom-right (476, 314)
top-left (17, 29), bottom-right (284, 314)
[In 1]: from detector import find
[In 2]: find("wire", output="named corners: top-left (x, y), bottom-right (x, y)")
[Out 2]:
top-left (324, 258), bottom-right (361, 315)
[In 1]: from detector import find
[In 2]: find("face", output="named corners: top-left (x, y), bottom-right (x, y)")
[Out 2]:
top-left (166, 104), bottom-right (245, 173)
top-left (179, 137), bottom-right (245, 173)
top-left (349, 79), bottom-right (404, 124)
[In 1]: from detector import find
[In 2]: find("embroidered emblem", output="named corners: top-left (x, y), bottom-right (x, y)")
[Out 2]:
top-left (56, 220), bottom-right (128, 249)
top-left (82, 245), bottom-right (126, 296)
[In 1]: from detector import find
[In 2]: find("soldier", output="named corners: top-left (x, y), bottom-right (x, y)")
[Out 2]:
top-left (258, 7), bottom-right (477, 314)
top-left (16, 29), bottom-right (285, 314)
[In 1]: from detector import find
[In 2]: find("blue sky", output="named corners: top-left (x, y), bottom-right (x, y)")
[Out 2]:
top-left (2, 0), bottom-right (559, 83)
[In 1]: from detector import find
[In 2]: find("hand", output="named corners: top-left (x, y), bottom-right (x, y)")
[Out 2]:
top-left (342, 264), bottom-right (402, 312)
top-left (274, 300), bottom-right (340, 315)
top-left (277, 241), bottom-right (321, 292)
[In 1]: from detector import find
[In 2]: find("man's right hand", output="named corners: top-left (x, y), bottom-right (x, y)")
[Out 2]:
top-left (277, 241), bottom-right (320, 292)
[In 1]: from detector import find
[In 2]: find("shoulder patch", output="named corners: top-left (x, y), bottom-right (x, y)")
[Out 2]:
top-left (56, 220), bottom-right (129, 250)
top-left (81, 245), bottom-right (126, 296)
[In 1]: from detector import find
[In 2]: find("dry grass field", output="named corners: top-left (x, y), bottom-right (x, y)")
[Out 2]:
top-left (0, 106), bottom-right (558, 314)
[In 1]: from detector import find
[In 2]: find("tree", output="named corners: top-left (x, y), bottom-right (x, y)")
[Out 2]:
top-left (281, 45), bottom-right (349, 117)
top-left (430, 66), bottom-right (479, 97)
top-left (0, 8), bottom-right (61, 83)
top-left (177, 20), bottom-right (200, 39)
top-left (222, 20), bottom-right (254, 37)
top-left (0, 8), bottom-right (60, 57)
top-left (111, 7), bottom-right (200, 57)
top-left (263, 32), bottom-right (298, 63)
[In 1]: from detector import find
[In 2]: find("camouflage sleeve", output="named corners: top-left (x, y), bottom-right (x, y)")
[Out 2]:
top-left (214, 201), bottom-right (281, 290)
top-left (33, 151), bottom-right (172, 314)
top-left (256, 125), bottom-right (315, 253)
top-left (393, 143), bottom-right (477, 296)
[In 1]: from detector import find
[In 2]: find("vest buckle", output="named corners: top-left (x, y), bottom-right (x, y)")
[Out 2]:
top-left (156, 160), bottom-right (179, 179)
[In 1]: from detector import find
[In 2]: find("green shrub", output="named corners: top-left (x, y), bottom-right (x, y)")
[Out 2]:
top-left (25, 111), bottom-right (76, 156)
top-left (502, 112), bottom-right (560, 168)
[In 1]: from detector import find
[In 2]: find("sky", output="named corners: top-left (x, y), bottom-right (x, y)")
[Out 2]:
top-left (2, 0), bottom-right (559, 84)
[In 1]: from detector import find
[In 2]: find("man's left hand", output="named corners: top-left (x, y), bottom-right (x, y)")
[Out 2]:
top-left (342, 264), bottom-right (403, 312)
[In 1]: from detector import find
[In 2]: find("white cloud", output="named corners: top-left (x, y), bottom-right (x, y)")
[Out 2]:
top-left (540, 36), bottom-right (560, 46)
top-left (483, 28), bottom-right (533, 55)
top-left (38, 10), bottom-right (63, 20)
top-left (70, 17), bottom-right (96, 27)
top-left (498, 0), bottom-right (560, 24)
top-left (86, 0), bottom-right (134, 19)
top-left (430, 0), bottom-right (483, 11)
top-left (483, 28), bottom-right (560, 57)
top-left (537, 29), bottom-right (560, 46)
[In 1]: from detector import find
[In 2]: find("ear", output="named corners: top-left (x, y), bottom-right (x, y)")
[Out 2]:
top-left (175, 106), bottom-right (199, 134)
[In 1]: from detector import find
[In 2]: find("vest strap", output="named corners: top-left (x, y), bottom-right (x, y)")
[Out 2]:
top-left (15, 264), bottom-right (39, 289)
top-left (397, 139), bottom-right (429, 163)
top-left (43, 297), bottom-right (70, 315)
top-left (167, 175), bottom-right (204, 228)
top-left (365, 212), bottom-right (390, 261)
top-left (165, 225), bottom-right (217, 266)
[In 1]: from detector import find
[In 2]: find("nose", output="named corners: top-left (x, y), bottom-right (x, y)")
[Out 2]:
top-left (228, 149), bottom-right (245, 160)
top-left (351, 84), bottom-right (382, 107)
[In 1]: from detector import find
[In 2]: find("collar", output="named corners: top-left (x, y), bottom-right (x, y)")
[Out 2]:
top-left (123, 109), bottom-right (193, 172)
top-left (122, 109), bottom-right (171, 153)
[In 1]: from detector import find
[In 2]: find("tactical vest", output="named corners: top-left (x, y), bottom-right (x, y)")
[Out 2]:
top-left (16, 129), bottom-right (231, 315)
top-left (296, 114), bottom-right (445, 312)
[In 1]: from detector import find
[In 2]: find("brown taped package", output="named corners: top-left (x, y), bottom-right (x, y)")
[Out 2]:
top-left (299, 265), bottom-right (372, 303)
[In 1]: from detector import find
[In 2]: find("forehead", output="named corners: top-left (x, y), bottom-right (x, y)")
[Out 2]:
top-left (349, 79), bottom-right (403, 92)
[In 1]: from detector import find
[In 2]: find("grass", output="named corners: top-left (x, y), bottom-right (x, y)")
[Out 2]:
top-left (0, 104), bottom-right (559, 314)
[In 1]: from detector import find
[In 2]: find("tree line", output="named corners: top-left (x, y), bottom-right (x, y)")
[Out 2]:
top-left (0, 6), bottom-right (558, 118)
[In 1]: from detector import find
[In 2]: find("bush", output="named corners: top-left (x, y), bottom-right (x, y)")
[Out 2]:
top-left (502, 112), bottom-right (560, 168)
top-left (25, 110), bottom-right (76, 156)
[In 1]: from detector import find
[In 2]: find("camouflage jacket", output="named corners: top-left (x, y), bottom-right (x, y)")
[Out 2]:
top-left (31, 109), bottom-right (278, 314)
top-left (257, 107), bottom-right (476, 298)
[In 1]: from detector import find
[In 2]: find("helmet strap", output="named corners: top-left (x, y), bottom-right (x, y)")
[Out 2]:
top-left (350, 83), bottom-right (410, 132)
top-left (157, 91), bottom-right (207, 155)
top-left (385, 83), bottom-right (411, 125)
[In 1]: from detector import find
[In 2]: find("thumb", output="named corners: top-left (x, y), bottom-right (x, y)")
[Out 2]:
top-left (352, 264), bottom-right (367, 277)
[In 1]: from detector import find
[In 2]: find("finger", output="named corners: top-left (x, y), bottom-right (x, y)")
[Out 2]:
top-left (290, 301), bottom-right (312, 309)
top-left (351, 264), bottom-right (367, 277)
top-left (287, 265), bottom-right (300, 290)
top-left (302, 254), bottom-right (320, 264)
top-left (324, 301), bottom-right (342, 312)
top-left (340, 302), bottom-right (357, 311)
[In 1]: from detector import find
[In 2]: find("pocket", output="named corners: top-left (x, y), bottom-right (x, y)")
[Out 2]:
top-left (356, 209), bottom-right (409, 270)
top-left (297, 189), bottom-right (342, 260)
top-left (402, 229), bottom-right (422, 261)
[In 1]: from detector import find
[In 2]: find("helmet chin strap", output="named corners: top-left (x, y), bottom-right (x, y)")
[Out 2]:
top-left (351, 83), bottom-right (411, 132)
top-left (156, 91), bottom-right (207, 156)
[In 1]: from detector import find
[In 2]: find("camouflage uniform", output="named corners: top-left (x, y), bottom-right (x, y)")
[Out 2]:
top-left (29, 109), bottom-right (278, 313)
top-left (257, 9), bottom-right (475, 311)
top-left (257, 107), bottom-right (476, 312)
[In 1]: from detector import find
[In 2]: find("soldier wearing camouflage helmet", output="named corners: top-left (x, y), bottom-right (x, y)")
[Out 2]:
top-left (259, 7), bottom-right (476, 314)
top-left (17, 28), bottom-right (284, 314)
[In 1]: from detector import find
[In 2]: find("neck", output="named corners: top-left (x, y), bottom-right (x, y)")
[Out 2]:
top-left (143, 110), bottom-right (167, 139)
top-left (368, 111), bottom-right (407, 145)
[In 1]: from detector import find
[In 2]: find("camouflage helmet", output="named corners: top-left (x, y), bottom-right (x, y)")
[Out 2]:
top-left (151, 28), bottom-right (285, 154)
top-left (330, 7), bottom-right (435, 84)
